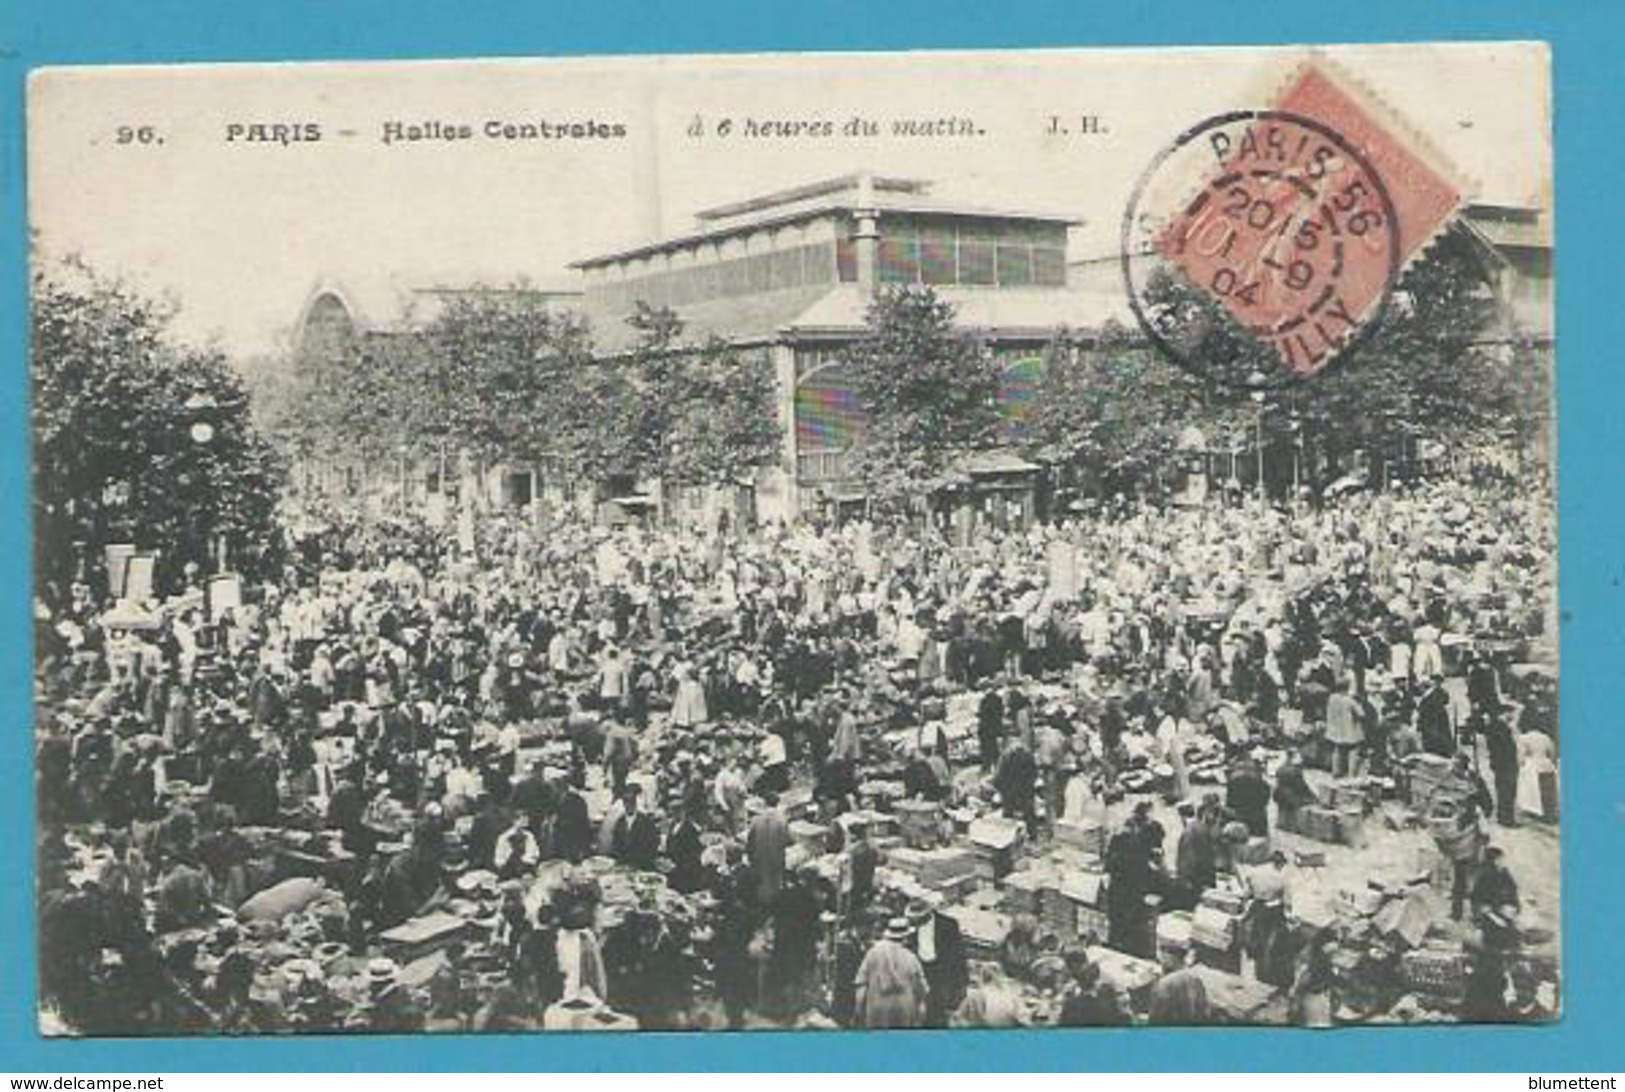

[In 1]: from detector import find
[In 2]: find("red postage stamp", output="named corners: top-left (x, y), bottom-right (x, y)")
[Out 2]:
top-left (1153, 64), bottom-right (1465, 377)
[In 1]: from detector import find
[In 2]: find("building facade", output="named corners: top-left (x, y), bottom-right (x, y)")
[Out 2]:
top-left (570, 172), bottom-right (1126, 525)
top-left (291, 182), bottom-right (1551, 527)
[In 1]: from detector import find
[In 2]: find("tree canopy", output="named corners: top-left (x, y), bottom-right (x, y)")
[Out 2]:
top-left (841, 285), bottom-right (1004, 506)
top-left (33, 258), bottom-right (285, 600)
top-left (253, 289), bottom-right (780, 497)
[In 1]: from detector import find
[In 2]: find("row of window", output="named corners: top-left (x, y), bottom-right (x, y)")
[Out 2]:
top-left (585, 218), bottom-right (1074, 314)
top-left (863, 232), bottom-right (1068, 288)
top-left (587, 241), bottom-right (840, 312)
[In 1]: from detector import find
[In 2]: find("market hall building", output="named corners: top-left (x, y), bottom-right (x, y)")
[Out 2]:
top-left (568, 172), bottom-right (1128, 527)
top-left (290, 177), bottom-right (1551, 528)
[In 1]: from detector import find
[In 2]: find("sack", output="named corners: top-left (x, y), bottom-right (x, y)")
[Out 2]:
top-left (237, 876), bottom-right (326, 923)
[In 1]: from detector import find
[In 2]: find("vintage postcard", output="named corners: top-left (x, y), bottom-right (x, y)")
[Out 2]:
top-left (27, 43), bottom-right (1556, 1036)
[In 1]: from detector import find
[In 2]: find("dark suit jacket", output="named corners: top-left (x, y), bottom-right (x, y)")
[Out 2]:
top-left (613, 812), bottom-right (661, 872)
top-left (917, 912), bottom-right (968, 1013)
top-left (552, 790), bottom-right (592, 862)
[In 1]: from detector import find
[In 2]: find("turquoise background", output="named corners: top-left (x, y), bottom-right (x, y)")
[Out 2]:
top-left (1, 0), bottom-right (1619, 1072)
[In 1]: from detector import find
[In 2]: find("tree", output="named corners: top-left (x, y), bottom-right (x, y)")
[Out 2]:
top-left (1024, 320), bottom-right (1214, 494)
top-left (665, 334), bottom-right (782, 487)
top-left (415, 286), bottom-right (600, 468)
top-left (841, 285), bottom-right (1003, 506)
top-left (1135, 230), bottom-right (1541, 492)
top-left (614, 302), bottom-right (687, 478)
top-left (1292, 232), bottom-right (1531, 482)
top-left (32, 258), bottom-right (284, 602)
top-left (610, 303), bottom-right (780, 488)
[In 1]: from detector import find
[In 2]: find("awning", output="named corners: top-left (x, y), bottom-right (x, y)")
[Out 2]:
top-left (956, 450), bottom-right (1039, 477)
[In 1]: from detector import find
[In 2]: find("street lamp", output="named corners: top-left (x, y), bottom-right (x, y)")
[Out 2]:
top-left (1247, 370), bottom-right (1267, 506)
top-left (1289, 412), bottom-right (1303, 512)
top-left (182, 390), bottom-right (222, 573)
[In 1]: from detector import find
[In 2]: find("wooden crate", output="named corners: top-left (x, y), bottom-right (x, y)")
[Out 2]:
top-left (1053, 818), bottom-right (1106, 857)
top-left (1000, 869), bottom-right (1051, 916)
top-left (895, 799), bottom-right (943, 849)
top-left (1073, 905), bottom-right (1109, 945)
top-left (1402, 948), bottom-right (1470, 1000)
top-left (379, 911), bottom-right (473, 962)
top-left (1298, 805), bottom-right (1343, 844)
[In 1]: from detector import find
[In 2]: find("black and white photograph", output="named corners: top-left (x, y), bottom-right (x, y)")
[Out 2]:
top-left (27, 43), bottom-right (1557, 1036)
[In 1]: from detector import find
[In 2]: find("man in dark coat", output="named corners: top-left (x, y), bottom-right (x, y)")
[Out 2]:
top-left (1272, 747), bottom-right (1319, 834)
top-left (907, 899), bottom-right (968, 1027)
top-left (664, 803), bottom-right (707, 894)
top-left (1471, 845), bottom-right (1521, 948)
top-left (551, 778), bottom-right (593, 864)
top-left (977, 688), bottom-right (1005, 770)
top-left (611, 786), bottom-right (661, 872)
top-left (1417, 676), bottom-right (1455, 758)
top-left (1464, 941), bottom-right (1512, 1023)
top-left (770, 865), bottom-right (824, 1017)
top-left (1482, 714), bottom-right (1521, 827)
top-left (995, 740), bottom-right (1039, 835)
top-left (1106, 801), bottom-right (1159, 958)
top-left (1225, 758), bottom-right (1272, 838)
top-left (1174, 803), bottom-right (1218, 906)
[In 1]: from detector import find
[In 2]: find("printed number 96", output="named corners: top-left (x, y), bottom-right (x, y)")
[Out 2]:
top-left (115, 126), bottom-right (162, 145)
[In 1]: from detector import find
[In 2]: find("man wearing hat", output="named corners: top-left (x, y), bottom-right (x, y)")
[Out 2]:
top-left (1481, 709), bottom-right (1521, 828)
top-left (1105, 800), bottom-right (1161, 958)
top-left (361, 957), bottom-right (424, 1032)
top-left (853, 917), bottom-right (930, 1029)
top-left (906, 897), bottom-right (968, 1027)
top-left (493, 814), bottom-right (540, 880)
top-left (1271, 744), bottom-right (1318, 836)
top-left (611, 784), bottom-right (661, 873)
top-left (746, 789), bottom-right (792, 908)
top-left (977, 686), bottom-right (1005, 772)
top-left (1470, 845), bottom-right (1521, 948)
top-left (601, 719), bottom-right (639, 798)
top-left (1174, 800), bottom-right (1218, 907)
top-left (1243, 850), bottom-right (1297, 987)
top-left (664, 799), bottom-right (708, 894)
top-left (551, 771), bottom-right (593, 865)
top-left (1417, 674), bottom-right (1456, 758)
top-left (1225, 757), bottom-right (1271, 839)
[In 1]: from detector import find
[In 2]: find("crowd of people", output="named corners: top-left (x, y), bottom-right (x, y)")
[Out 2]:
top-left (33, 474), bottom-right (1559, 1034)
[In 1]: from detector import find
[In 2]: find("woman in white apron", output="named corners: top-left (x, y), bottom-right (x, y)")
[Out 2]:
top-left (671, 661), bottom-right (709, 728)
top-left (1516, 728), bottom-right (1558, 821)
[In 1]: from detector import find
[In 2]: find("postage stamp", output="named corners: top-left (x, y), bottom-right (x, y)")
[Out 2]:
top-left (1123, 63), bottom-right (1467, 385)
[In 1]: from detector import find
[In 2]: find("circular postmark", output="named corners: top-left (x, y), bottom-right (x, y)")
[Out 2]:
top-left (1121, 109), bottom-right (1403, 390)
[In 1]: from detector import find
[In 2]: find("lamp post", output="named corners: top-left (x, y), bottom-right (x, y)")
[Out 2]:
top-left (1291, 415), bottom-right (1303, 512)
top-left (182, 390), bottom-right (222, 573)
top-left (1247, 370), bottom-right (1267, 507)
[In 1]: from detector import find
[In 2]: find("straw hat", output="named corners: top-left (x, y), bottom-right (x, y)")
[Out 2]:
top-left (905, 898), bottom-right (938, 927)
top-left (366, 957), bottom-right (399, 991)
top-left (884, 917), bottom-right (914, 942)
